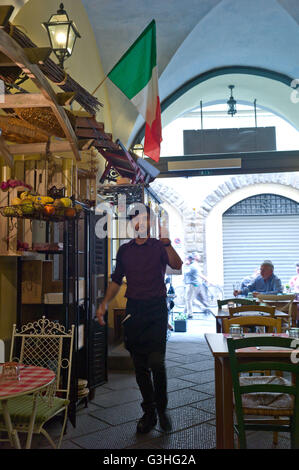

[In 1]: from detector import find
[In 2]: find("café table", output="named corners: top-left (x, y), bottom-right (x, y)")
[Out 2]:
top-left (0, 365), bottom-right (55, 449)
top-left (212, 308), bottom-right (288, 333)
top-left (205, 332), bottom-right (294, 449)
top-left (257, 298), bottom-right (299, 326)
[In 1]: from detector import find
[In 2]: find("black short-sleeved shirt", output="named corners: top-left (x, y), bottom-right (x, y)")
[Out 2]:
top-left (111, 238), bottom-right (169, 300)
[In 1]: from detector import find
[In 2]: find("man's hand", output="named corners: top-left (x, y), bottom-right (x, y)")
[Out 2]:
top-left (252, 292), bottom-right (259, 298)
top-left (96, 302), bottom-right (107, 325)
top-left (233, 289), bottom-right (241, 297)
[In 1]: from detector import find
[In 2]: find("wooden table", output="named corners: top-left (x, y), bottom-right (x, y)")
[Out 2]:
top-left (205, 333), bottom-right (293, 449)
top-left (213, 308), bottom-right (288, 333)
top-left (0, 365), bottom-right (55, 449)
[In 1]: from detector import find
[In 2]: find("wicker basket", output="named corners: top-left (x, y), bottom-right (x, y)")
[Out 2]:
top-left (0, 115), bottom-right (49, 143)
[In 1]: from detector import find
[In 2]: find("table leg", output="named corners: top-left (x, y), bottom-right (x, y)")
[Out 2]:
top-left (2, 399), bottom-right (21, 449)
top-left (214, 357), bottom-right (224, 448)
top-left (216, 318), bottom-right (222, 333)
top-left (25, 393), bottom-right (38, 449)
top-left (222, 357), bottom-right (235, 449)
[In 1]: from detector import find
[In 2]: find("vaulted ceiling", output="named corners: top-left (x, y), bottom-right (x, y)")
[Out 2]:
top-left (9, 0), bottom-right (299, 151)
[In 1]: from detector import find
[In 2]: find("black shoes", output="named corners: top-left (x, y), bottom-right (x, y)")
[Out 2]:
top-left (158, 411), bottom-right (172, 432)
top-left (136, 412), bottom-right (157, 434)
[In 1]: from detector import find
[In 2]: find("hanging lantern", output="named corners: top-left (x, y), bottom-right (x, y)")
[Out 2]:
top-left (227, 85), bottom-right (237, 117)
top-left (42, 3), bottom-right (81, 69)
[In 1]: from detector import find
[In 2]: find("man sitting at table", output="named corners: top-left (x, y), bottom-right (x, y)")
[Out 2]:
top-left (233, 260), bottom-right (283, 298)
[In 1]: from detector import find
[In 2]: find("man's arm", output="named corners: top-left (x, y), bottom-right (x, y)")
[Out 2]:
top-left (161, 239), bottom-right (183, 270)
top-left (96, 281), bottom-right (121, 325)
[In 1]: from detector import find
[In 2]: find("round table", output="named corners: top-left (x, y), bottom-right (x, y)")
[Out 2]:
top-left (0, 365), bottom-right (55, 449)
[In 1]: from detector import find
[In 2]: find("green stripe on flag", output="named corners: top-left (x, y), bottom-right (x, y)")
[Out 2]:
top-left (108, 20), bottom-right (157, 100)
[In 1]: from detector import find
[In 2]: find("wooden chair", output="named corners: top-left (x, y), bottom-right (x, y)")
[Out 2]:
top-left (217, 298), bottom-right (258, 309)
top-left (257, 294), bottom-right (296, 330)
top-left (0, 316), bottom-right (74, 449)
top-left (228, 305), bottom-right (276, 318)
top-left (227, 336), bottom-right (299, 449)
top-left (223, 315), bottom-right (282, 334)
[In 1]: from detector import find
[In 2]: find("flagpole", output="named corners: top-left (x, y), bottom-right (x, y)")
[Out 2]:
top-left (91, 75), bottom-right (108, 96)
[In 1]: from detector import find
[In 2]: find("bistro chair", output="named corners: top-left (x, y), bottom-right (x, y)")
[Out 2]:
top-left (0, 316), bottom-right (74, 449)
top-left (228, 305), bottom-right (276, 318)
top-left (257, 294), bottom-right (296, 330)
top-left (227, 335), bottom-right (299, 449)
top-left (217, 298), bottom-right (258, 309)
top-left (223, 315), bottom-right (282, 334)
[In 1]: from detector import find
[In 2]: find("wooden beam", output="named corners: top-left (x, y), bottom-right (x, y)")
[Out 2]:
top-left (0, 6), bottom-right (14, 27)
top-left (7, 141), bottom-right (73, 155)
top-left (0, 135), bottom-right (13, 167)
top-left (0, 93), bottom-right (51, 108)
top-left (23, 47), bottom-right (52, 65)
top-left (0, 28), bottom-right (81, 161)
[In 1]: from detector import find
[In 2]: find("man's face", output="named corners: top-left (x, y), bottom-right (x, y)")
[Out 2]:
top-left (260, 264), bottom-right (273, 280)
top-left (132, 212), bottom-right (150, 237)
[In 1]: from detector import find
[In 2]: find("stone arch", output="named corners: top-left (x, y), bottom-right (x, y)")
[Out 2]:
top-left (151, 172), bottom-right (299, 280)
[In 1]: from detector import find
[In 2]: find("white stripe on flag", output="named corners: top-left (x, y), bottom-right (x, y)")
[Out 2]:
top-left (131, 65), bottom-right (159, 126)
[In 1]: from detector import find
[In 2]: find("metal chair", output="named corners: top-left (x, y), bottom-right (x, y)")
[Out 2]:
top-left (0, 316), bottom-right (74, 449)
top-left (227, 336), bottom-right (299, 449)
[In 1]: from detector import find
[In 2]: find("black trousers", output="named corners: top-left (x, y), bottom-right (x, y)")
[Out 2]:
top-left (123, 297), bottom-right (168, 414)
top-left (131, 350), bottom-right (167, 414)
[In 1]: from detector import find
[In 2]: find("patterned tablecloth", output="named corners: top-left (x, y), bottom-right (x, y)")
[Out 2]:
top-left (0, 366), bottom-right (55, 399)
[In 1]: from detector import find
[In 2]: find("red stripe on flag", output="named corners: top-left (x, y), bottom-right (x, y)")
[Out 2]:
top-left (144, 97), bottom-right (162, 162)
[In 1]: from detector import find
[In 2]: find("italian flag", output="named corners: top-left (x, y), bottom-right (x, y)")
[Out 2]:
top-left (107, 20), bottom-right (162, 162)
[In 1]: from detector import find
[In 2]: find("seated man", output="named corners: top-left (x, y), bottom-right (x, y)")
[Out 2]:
top-left (234, 260), bottom-right (283, 298)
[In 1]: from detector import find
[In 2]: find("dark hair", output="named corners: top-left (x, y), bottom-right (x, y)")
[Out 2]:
top-left (128, 205), bottom-right (155, 221)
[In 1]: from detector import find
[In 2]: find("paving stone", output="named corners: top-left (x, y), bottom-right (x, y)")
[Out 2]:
top-left (166, 365), bottom-right (196, 379)
top-left (71, 420), bottom-right (162, 449)
top-left (176, 360), bottom-right (214, 372)
top-left (167, 353), bottom-right (213, 364)
top-left (246, 431), bottom-right (291, 449)
top-left (168, 388), bottom-right (211, 409)
top-left (190, 397), bottom-right (216, 414)
top-left (91, 388), bottom-right (141, 408)
top-left (89, 401), bottom-right (143, 426)
top-left (181, 370), bottom-right (215, 385)
top-left (189, 382), bottom-right (215, 396)
top-left (166, 377), bottom-right (197, 392)
top-left (153, 423), bottom-right (216, 449)
top-left (158, 405), bottom-right (214, 433)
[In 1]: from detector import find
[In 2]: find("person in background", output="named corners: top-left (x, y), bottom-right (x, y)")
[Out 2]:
top-left (233, 260), bottom-right (283, 297)
top-left (96, 205), bottom-right (183, 435)
top-left (240, 267), bottom-right (260, 291)
top-left (289, 263), bottom-right (299, 292)
top-left (184, 255), bottom-right (199, 318)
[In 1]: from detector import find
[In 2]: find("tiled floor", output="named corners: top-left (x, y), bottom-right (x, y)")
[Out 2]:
top-left (0, 312), bottom-right (292, 449)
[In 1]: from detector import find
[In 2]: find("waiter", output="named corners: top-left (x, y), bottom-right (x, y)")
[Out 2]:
top-left (96, 205), bottom-right (183, 434)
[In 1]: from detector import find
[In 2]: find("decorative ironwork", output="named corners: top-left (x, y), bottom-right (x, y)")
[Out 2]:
top-left (224, 194), bottom-right (299, 216)
top-left (98, 184), bottom-right (145, 206)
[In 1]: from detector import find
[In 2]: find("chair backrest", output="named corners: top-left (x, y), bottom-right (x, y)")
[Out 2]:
top-left (227, 336), bottom-right (299, 447)
top-left (257, 294), bottom-right (296, 301)
top-left (9, 316), bottom-right (75, 400)
top-left (257, 294), bottom-right (296, 327)
top-left (223, 315), bottom-right (282, 333)
top-left (217, 298), bottom-right (258, 309)
top-left (228, 305), bottom-right (276, 317)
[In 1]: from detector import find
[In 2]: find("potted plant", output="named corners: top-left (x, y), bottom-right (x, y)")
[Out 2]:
top-left (174, 313), bottom-right (187, 332)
